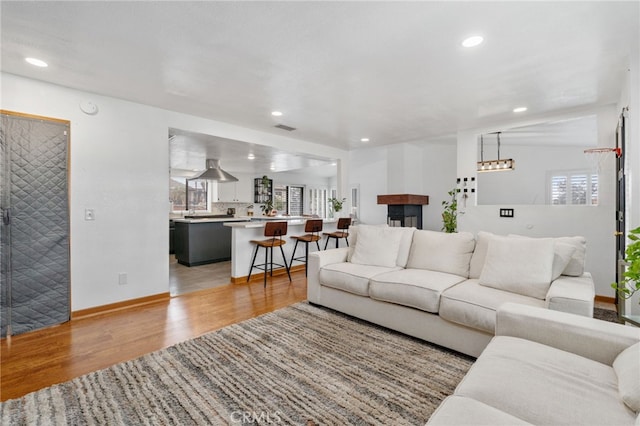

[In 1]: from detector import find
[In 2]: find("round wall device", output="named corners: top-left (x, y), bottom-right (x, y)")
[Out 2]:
top-left (79, 101), bottom-right (98, 115)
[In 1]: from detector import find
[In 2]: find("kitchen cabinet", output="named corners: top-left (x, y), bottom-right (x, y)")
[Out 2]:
top-left (174, 219), bottom-right (238, 266)
top-left (217, 174), bottom-right (252, 202)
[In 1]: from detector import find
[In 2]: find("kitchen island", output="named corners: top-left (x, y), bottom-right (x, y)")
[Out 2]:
top-left (173, 217), bottom-right (248, 266)
top-left (224, 218), bottom-right (339, 281)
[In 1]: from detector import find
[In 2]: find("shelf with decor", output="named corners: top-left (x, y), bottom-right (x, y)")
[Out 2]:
top-left (254, 177), bottom-right (273, 204)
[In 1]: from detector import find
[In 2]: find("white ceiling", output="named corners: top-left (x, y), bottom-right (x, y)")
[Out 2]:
top-left (169, 127), bottom-right (337, 178)
top-left (486, 115), bottom-right (598, 148)
top-left (2, 1), bottom-right (638, 160)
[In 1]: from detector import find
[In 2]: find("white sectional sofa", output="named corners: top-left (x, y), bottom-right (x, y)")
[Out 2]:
top-left (307, 225), bottom-right (595, 357)
top-left (427, 303), bottom-right (640, 425)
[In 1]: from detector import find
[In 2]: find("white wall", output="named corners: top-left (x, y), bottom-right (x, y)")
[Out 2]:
top-left (348, 146), bottom-right (388, 224)
top-left (457, 106), bottom-right (620, 297)
top-left (421, 143), bottom-right (458, 231)
top-left (1, 73), bottom-right (348, 310)
top-left (348, 142), bottom-right (457, 231)
top-left (477, 145), bottom-right (597, 205)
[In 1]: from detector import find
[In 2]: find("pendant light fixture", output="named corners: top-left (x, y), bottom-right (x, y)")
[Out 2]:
top-left (477, 132), bottom-right (515, 172)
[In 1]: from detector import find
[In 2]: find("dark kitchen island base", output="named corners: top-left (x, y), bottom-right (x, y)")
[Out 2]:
top-left (174, 220), bottom-right (239, 267)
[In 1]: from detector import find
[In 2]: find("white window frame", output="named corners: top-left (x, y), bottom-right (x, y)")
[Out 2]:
top-left (547, 169), bottom-right (598, 206)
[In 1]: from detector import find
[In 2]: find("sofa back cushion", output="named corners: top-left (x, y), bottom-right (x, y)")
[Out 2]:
top-left (613, 342), bottom-right (640, 413)
top-left (469, 231), bottom-right (495, 279)
top-left (509, 234), bottom-right (586, 277)
top-left (406, 230), bottom-right (476, 277)
top-left (349, 225), bottom-right (404, 268)
top-left (555, 236), bottom-right (587, 276)
top-left (347, 225), bottom-right (416, 267)
top-left (508, 235), bottom-right (576, 281)
top-left (479, 236), bottom-right (555, 299)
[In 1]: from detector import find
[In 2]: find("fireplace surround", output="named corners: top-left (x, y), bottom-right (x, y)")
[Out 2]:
top-left (377, 194), bottom-right (429, 229)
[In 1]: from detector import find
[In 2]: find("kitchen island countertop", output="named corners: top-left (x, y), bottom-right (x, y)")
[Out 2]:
top-left (173, 217), bottom-right (249, 224)
top-left (224, 217), bottom-right (338, 228)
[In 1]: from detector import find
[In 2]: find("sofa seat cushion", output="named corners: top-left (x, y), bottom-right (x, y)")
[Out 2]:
top-left (456, 336), bottom-right (636, 426)
top-left (319, 262), bottom-right (401, 296)
top-left (439, 280), bottom-right (545, 333)
top-left (427, 395), bottom-right (533, 425)
top-left (369, 269), bottom-right (466, 313)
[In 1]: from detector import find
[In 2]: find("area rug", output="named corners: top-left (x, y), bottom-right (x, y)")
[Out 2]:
top-left (594, 307), bottom-right (623, 324)
top-left (0, 303), bottom-right (473, 425)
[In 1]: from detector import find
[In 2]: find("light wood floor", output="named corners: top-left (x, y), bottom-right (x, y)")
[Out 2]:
top-left (0, 270), bottom-right (307, 402)
top-left (169, 256), bottom-right (233, 296)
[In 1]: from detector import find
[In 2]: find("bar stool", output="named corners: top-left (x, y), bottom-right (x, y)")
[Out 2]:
top-left (247, 221), bottom-right (292, 287)
top-left (323, 217), bottom-right (352, 249)
top-left (289, 219), bottom-right (323, 276)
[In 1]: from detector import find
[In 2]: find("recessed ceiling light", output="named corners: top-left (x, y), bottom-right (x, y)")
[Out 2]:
top-left (461, 36), bottom-right (484, 48)
top-left (247, 153), bottom-right (255, 160)
top-left (513, 107), bottom-right (528, 113)
top-left (360, 138), bottom-right (370, 143)
top-left (271, 111), bottom-right (283, 117)
top-left (25, 57), bottom-right (48, 67)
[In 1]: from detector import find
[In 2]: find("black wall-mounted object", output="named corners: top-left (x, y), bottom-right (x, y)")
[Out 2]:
top-left (499, 208), bottom-right (515, 218)
top-left (254, 178), bottom-right (273, 203)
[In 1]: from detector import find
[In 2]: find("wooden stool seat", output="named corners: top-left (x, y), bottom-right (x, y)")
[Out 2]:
top-left (291, 234), bottom-right (322, 243)
top-left (248, 221), bottom-right (292, 287)
top-left (252, 238), bottom-right (287, 248)
top-left (323, 217), bottom-right (352, 249)
top-left (290, 219), bottom-right (323, 276)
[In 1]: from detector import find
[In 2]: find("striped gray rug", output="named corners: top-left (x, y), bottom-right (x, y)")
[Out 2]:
top-left (1, 303), bottom-right (473, 425)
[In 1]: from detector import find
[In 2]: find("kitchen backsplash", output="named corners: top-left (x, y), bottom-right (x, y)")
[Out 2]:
top-left (211, 201), bottom-right (257, 216)
top-left (169, 202), bottom-right (258, 219)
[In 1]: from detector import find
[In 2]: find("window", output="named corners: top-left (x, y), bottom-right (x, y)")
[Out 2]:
top-left (273, 185), bottom-right (304, 215)
top-left (169, 177), bottom-right (209, 212)
top-left (549, 171), bottom-right (598, 205)
top-left (288, 186), bottom-right (303, 216)
top-left (273, 185), bottom-right (287, 212)
top-left (308, 188), bottom-right (328, 218)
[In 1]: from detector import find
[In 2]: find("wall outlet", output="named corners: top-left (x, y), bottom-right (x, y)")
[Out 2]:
top-left (84, 208), bottom-right (95, 221)
top-left (118, 273), bottom-right (127, 285)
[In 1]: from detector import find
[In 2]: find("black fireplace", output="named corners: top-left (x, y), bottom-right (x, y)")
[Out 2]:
top-left (388, 204), bottom-right (422, 228)
top-left (377, 194), bottom-right (429, 230)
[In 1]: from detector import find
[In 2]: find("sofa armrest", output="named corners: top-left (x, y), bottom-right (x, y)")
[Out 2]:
top-left (496, 302), bottom-right (640, 365)
top-left (545, 272), bottom-right (595, 317)
top-left (307, 248), bottom-right (349, 303)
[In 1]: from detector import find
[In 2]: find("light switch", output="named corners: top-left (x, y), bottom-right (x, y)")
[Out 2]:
top-left (84, 209), bottom-right (95, 221)
top-left (499, 208), bottom-right (514, 218)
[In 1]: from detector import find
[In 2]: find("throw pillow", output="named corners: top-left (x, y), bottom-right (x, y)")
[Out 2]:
top-left (406, 230), bottom-right (476, 277)
top-left (613, 342), bottom-right (640, 413)
top-left (551, 242), bottom-right (576, 280)
top-left (350, 224), bottom-right (403, 268)
top-left (479, 235), bottom-right (555, 299)
top-left (395, 227), bottom-right (417, 268)
top-left (555, 236), bottom-right (587, 276)
top-left (507, 235), bottom-right (576, 280)
top-left (347, 224), bottom-right (390, 262)
top-left (509, 234), bottom-right (586, 277)
top-left (469, 231), bottom-right (496, 279)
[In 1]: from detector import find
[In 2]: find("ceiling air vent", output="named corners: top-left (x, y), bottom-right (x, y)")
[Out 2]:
top-left (274, 124), bottom-right (296, 132)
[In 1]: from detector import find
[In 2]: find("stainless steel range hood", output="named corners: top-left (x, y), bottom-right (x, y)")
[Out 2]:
top-left (190, 159), bottom-right (238, 182)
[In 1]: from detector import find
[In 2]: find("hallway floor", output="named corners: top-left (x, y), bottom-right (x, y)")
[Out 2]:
top-left (169, 255), bottom-right (232, 296)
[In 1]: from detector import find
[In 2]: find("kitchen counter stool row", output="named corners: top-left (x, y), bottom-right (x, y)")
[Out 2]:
top-left (248, 218), bottom-right (351, 286)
